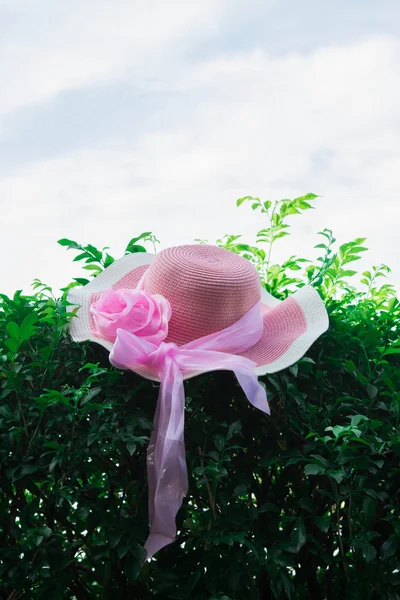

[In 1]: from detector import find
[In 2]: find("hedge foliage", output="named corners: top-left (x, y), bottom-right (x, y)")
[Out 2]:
top-left (1, 195), bottom-right (399, 599)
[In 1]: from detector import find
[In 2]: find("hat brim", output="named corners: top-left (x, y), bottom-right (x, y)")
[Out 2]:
top-left (67, 252), bottom-right (328, 382)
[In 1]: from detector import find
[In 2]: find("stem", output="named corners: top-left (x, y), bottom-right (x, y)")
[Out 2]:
top-left (332, 482), bottom-right (349, 583)
top-left (265, 202), bottom-right (278, 285)
top-left (16, 392), bottom-right (28, 435)
top-left (348, 496), bottom-right (353, 540)
top-left (197, 446), bottom-right (217, 520)
top-left (336, 503), bottom-right (346, 563)
top-left (26, 413), bottom-right (44, 456)
top-left (361, 345), bottom-right (372, 379)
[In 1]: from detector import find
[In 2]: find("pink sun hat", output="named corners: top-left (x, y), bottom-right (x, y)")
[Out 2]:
top-left (67, 244), bottom-right (328, 558)
top-left (68, 244), bottom-right (328, 378)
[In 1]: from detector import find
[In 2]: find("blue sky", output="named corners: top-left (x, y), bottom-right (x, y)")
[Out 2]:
top-left (1, 0), bottom-right (399, 295)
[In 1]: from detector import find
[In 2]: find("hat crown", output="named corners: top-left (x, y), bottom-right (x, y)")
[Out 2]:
top-left (143, 245), bottom-right (261, 345)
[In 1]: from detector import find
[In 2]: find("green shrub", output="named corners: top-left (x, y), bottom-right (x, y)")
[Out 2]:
top-left (1, 195), bottom-right (399, 599)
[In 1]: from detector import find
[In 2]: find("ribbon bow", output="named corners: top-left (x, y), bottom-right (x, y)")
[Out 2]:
top-left (109, 300), bottom-right (270, 558)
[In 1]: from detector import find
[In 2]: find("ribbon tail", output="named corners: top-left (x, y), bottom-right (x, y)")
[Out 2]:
top-left (233, 365), bottom-right (271, 415)
top-left (145, 358), bottom-right (188, 559)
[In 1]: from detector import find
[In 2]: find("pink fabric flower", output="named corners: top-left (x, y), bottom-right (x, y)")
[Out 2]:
top-left (90, 288), bottom-right (172, 344)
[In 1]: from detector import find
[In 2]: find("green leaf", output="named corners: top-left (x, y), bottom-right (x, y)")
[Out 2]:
top-left (363, 496), bottom-right (376, 521)
top-left (309, 454), bottom-right (329, 467)
top-left (348, 245), bottom-right (368, 254)
top-left (281, 571), bottom-right (295, 599)
top-left (243, 537), bottom-right (259, 558)
top-left (362, 543), bottom-right (377, 563)
top-left (344, 359), bottom-right (356, 373)
top-left (87, 432), bottom-right (99, 446)
top-left (227, 420), bottom-right (241, 439)
top-left (0, 405), bottom-right (13, 418)
top-left (20, 313), bottom-right (38, 341)
top-left (84, 244), bottom-right (103, 260)
top-left (236, 196), bottom-right (251, 207)
top-left (44, 441), bottom-right (62, 449)
top-left (339, 270), bottom-right (358, 278)
top-left (383, 348), bottom-right (400, 356)
top-left (104, 253), bottom-right (114, 268)
top-left (293, 520), bottom-right (307, 552)
top-left (314, 516), bottom-right (330, 533)
top-left (4, 338), bottom-right (19, 352)
top-left (6, 322), bottom-right (20, 340)
top-left (49, 456), bottom-right (63, 473)
top-left (125, 244), bottom-right (147, 254)
top-left (109, 531), bottom-right (124, 549)
top-left (73, 278), bottom-right (90, 286)
top-left (117, 544), bottom-right (130, 559)
top-left (338, 255), bottom-right (360, 266)
top-left (126, 443), bottom-right (137, 456)
top-left (351, 415), bottom-right (369, 427)
top-left (330, 471), bottom-right (344, 484)
top-left (295, 193), bottom-right (318, 201)
top-left (213, 434), bottom-right (224, 452)
top-left (131, 544), bottom-right (147, 564)
top-left (299, 357), bottom-right (315, 364)
top-left (20, 465), bottom-right (39, 477)
top-left (304, 464), bottom-right (324, 476)
top-left (39, 526), bottom-right (52, 538)
top-left (137, 417), bottom-right (153, 430)
top-left (40, 317), bottom-right (56, 325)
top-left (366, 383), bottom-right (378, 399)
top-left (58, 238), bottom-right (78, 247)
top-left (125, 233), bottom-right (151, 253)
top-left (381, 538), bottom-right (397, 560)
top-left (73, 252), bottom-right (90, 262)
top-left (123, 555), bottom-right (141, 582)
top-left (21, 313), bottom-right (38, 329)
top-left (234, 483), bottom-right (248, 496)
top-left (207, 450), bottom-right (220, 462)
top-left (273, 231), bottom-right (290, 240)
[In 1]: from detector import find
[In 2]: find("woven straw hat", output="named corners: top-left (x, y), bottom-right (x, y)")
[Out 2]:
top-left (68, 244), bottom-right (328, 380)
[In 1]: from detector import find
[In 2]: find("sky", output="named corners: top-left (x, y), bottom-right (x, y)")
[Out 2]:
top-left (1, 0), bottom-right (399, 297)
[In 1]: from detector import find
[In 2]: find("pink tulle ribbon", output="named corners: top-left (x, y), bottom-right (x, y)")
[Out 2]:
top-left (109, 300), bottom-right (270, 558)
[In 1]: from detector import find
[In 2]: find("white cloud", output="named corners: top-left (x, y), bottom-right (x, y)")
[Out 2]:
top-left (0, 11), bottom-right (399, 296)
top-left (0, 0), bottom-right (228, 116)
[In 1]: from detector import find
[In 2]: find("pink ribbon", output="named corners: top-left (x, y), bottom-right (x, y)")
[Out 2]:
top-left (109, 300), bottom-right (270, 558)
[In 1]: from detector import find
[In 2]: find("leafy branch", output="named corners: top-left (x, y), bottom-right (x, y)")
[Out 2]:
top-left (236, 193), bottom-right (318, 285)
